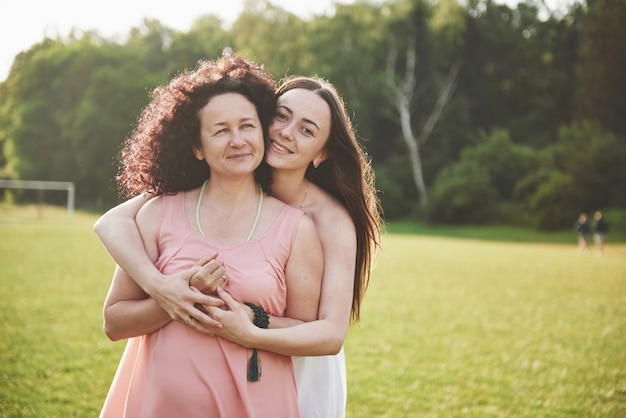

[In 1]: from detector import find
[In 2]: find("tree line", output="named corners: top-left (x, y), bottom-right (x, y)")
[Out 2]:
top-left (1, 0), bottom-right (624, 230)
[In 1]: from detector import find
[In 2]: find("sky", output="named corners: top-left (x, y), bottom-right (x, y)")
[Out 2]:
top-left (1, 0), bottom-right (575, 82)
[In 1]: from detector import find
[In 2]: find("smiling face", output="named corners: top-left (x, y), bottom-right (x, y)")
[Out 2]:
top-left (193, 93), bottom-right (265, 179)
top-left (266, 88), bottom-right (331, 172)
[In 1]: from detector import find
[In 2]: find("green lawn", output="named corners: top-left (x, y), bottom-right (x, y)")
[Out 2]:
top-left (2, 205), bottom-right (625, 417)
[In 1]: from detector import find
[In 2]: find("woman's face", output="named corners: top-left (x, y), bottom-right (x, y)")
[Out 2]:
top-left (194, 93), bottom-right (265, 179)
top-left (266, 88), bottom-right (331, 171)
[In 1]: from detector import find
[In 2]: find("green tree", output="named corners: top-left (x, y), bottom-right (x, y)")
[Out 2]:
top-left (576, 0), bottom-right (626, 135)
top-left (2, 0), bottom-right (622, 222)
top-left (125, 19), bottom-right (173, 74)
top-left (551, 121), bottom-right (626, 210)
top-left (64, 59), bottom-right (161, 206)
top-left (3, 39), bottom-right (82, 182)
top-left (462, 129), bottom-right (539, 200)
top-left (529, 170), bottom-right (579, 230)
top-left (168, 15), bottom-right (233, 72)
top-left (429, 128), bottom-right (542, 224)
top-left (460, 0), bottom-right (576, 146)
top-left (2, 32), bottom-right (167, 207)
top-left (229, 0), bottom-right (309, 77)
top-left (384, 0), bottom-right (462, 209)
top-left (429, 159), bottom-right (497, 224)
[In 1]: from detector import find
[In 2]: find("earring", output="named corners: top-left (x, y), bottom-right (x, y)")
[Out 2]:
top-left (313, 153), bottom-right (327, 168)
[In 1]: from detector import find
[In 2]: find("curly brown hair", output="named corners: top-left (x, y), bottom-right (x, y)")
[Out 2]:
top-left (117, 54), bottom-right (276, 197)
top-left (276, 76), bottom-right (383, 323)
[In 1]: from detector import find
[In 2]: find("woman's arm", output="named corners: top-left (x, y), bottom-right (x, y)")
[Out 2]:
top-left (103, 266), bottom-right (171, 340)
top-left (103, 197), bottom-right (170, 340)
top-left (208, 206), bottom-right (356, 356)
top-left (94, 194), bottom-right (159, 292)
top-left (94, 194), bottom-right (222, 331)
top-left (283, 213), bottom-right (324, 322)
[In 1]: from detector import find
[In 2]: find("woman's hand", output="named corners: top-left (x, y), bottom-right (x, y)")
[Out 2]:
top-left (188, 254), bottom-right (228, 295)
top-left (182, 253), bottom-right (236, 333)
top-left (152, 266), bottom-right (225, 333)
top-left (203, 287), bottom-right (257, 347)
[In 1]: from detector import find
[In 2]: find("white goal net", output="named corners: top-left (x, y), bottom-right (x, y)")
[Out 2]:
top-left (0, 179), bottom-right (75, 218)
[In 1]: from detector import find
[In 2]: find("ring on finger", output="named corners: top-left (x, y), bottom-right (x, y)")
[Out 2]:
top-left (186, 315), bottom-right (193, 324)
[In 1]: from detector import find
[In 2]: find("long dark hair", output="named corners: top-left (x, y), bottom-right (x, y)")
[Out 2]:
top-left (276, 76), bottom-right (383, 322)
top-left (117, 54), bottom-right (276, 197)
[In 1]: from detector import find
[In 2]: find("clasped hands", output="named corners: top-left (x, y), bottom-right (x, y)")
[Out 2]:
top-left (157, 252), bottom-right (257, 345)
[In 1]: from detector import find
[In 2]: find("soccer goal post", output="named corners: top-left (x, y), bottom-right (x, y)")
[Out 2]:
top-left (0, 179), bottom-right (75, 219)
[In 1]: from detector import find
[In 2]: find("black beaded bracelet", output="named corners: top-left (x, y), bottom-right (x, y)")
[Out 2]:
top-left (244, 302), bottom-right (269, 329)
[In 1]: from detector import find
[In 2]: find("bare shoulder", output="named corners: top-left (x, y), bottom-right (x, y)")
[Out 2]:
top-left (312, 192), bottom-right (355, 240)
top-left (262, 194), bottom-right (289, 212)
top-left (256, 194), bottom-right (309, 238)
top-left (138, 194), bottom-right (163, 213)
top-left (262, 194), bottom-right (295, 222)
top-left (136, 194), bottom-right (164, 226)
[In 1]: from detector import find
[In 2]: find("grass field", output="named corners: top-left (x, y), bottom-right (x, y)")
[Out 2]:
top-left (1, 205), bottom-right (625, 417)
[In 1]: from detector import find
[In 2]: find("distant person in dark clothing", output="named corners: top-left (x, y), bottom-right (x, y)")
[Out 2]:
top-left (593, 210), bottom-right (609, 256)
top-left (575, 213), bottom-right (590, 254)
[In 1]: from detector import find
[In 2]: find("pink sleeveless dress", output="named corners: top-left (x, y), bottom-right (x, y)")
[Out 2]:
top-left (100, 191), bottom-right (303, 418)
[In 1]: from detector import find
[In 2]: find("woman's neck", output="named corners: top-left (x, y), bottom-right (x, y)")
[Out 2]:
top-left (201, 177), bottom-right (259, 209)
top-left (270, 171), bottom-right (308, 209)
top-left (194, 178), bottom-right (263, 243)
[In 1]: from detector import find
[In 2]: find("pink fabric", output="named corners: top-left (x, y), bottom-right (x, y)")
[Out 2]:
top-left (101, 191), bottom-right (303, 418)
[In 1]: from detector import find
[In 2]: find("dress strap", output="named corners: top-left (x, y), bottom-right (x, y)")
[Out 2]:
top-left (246, 185), bottom-right (263, 242)
top-left (195, 180), bottom-right (209, 236)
